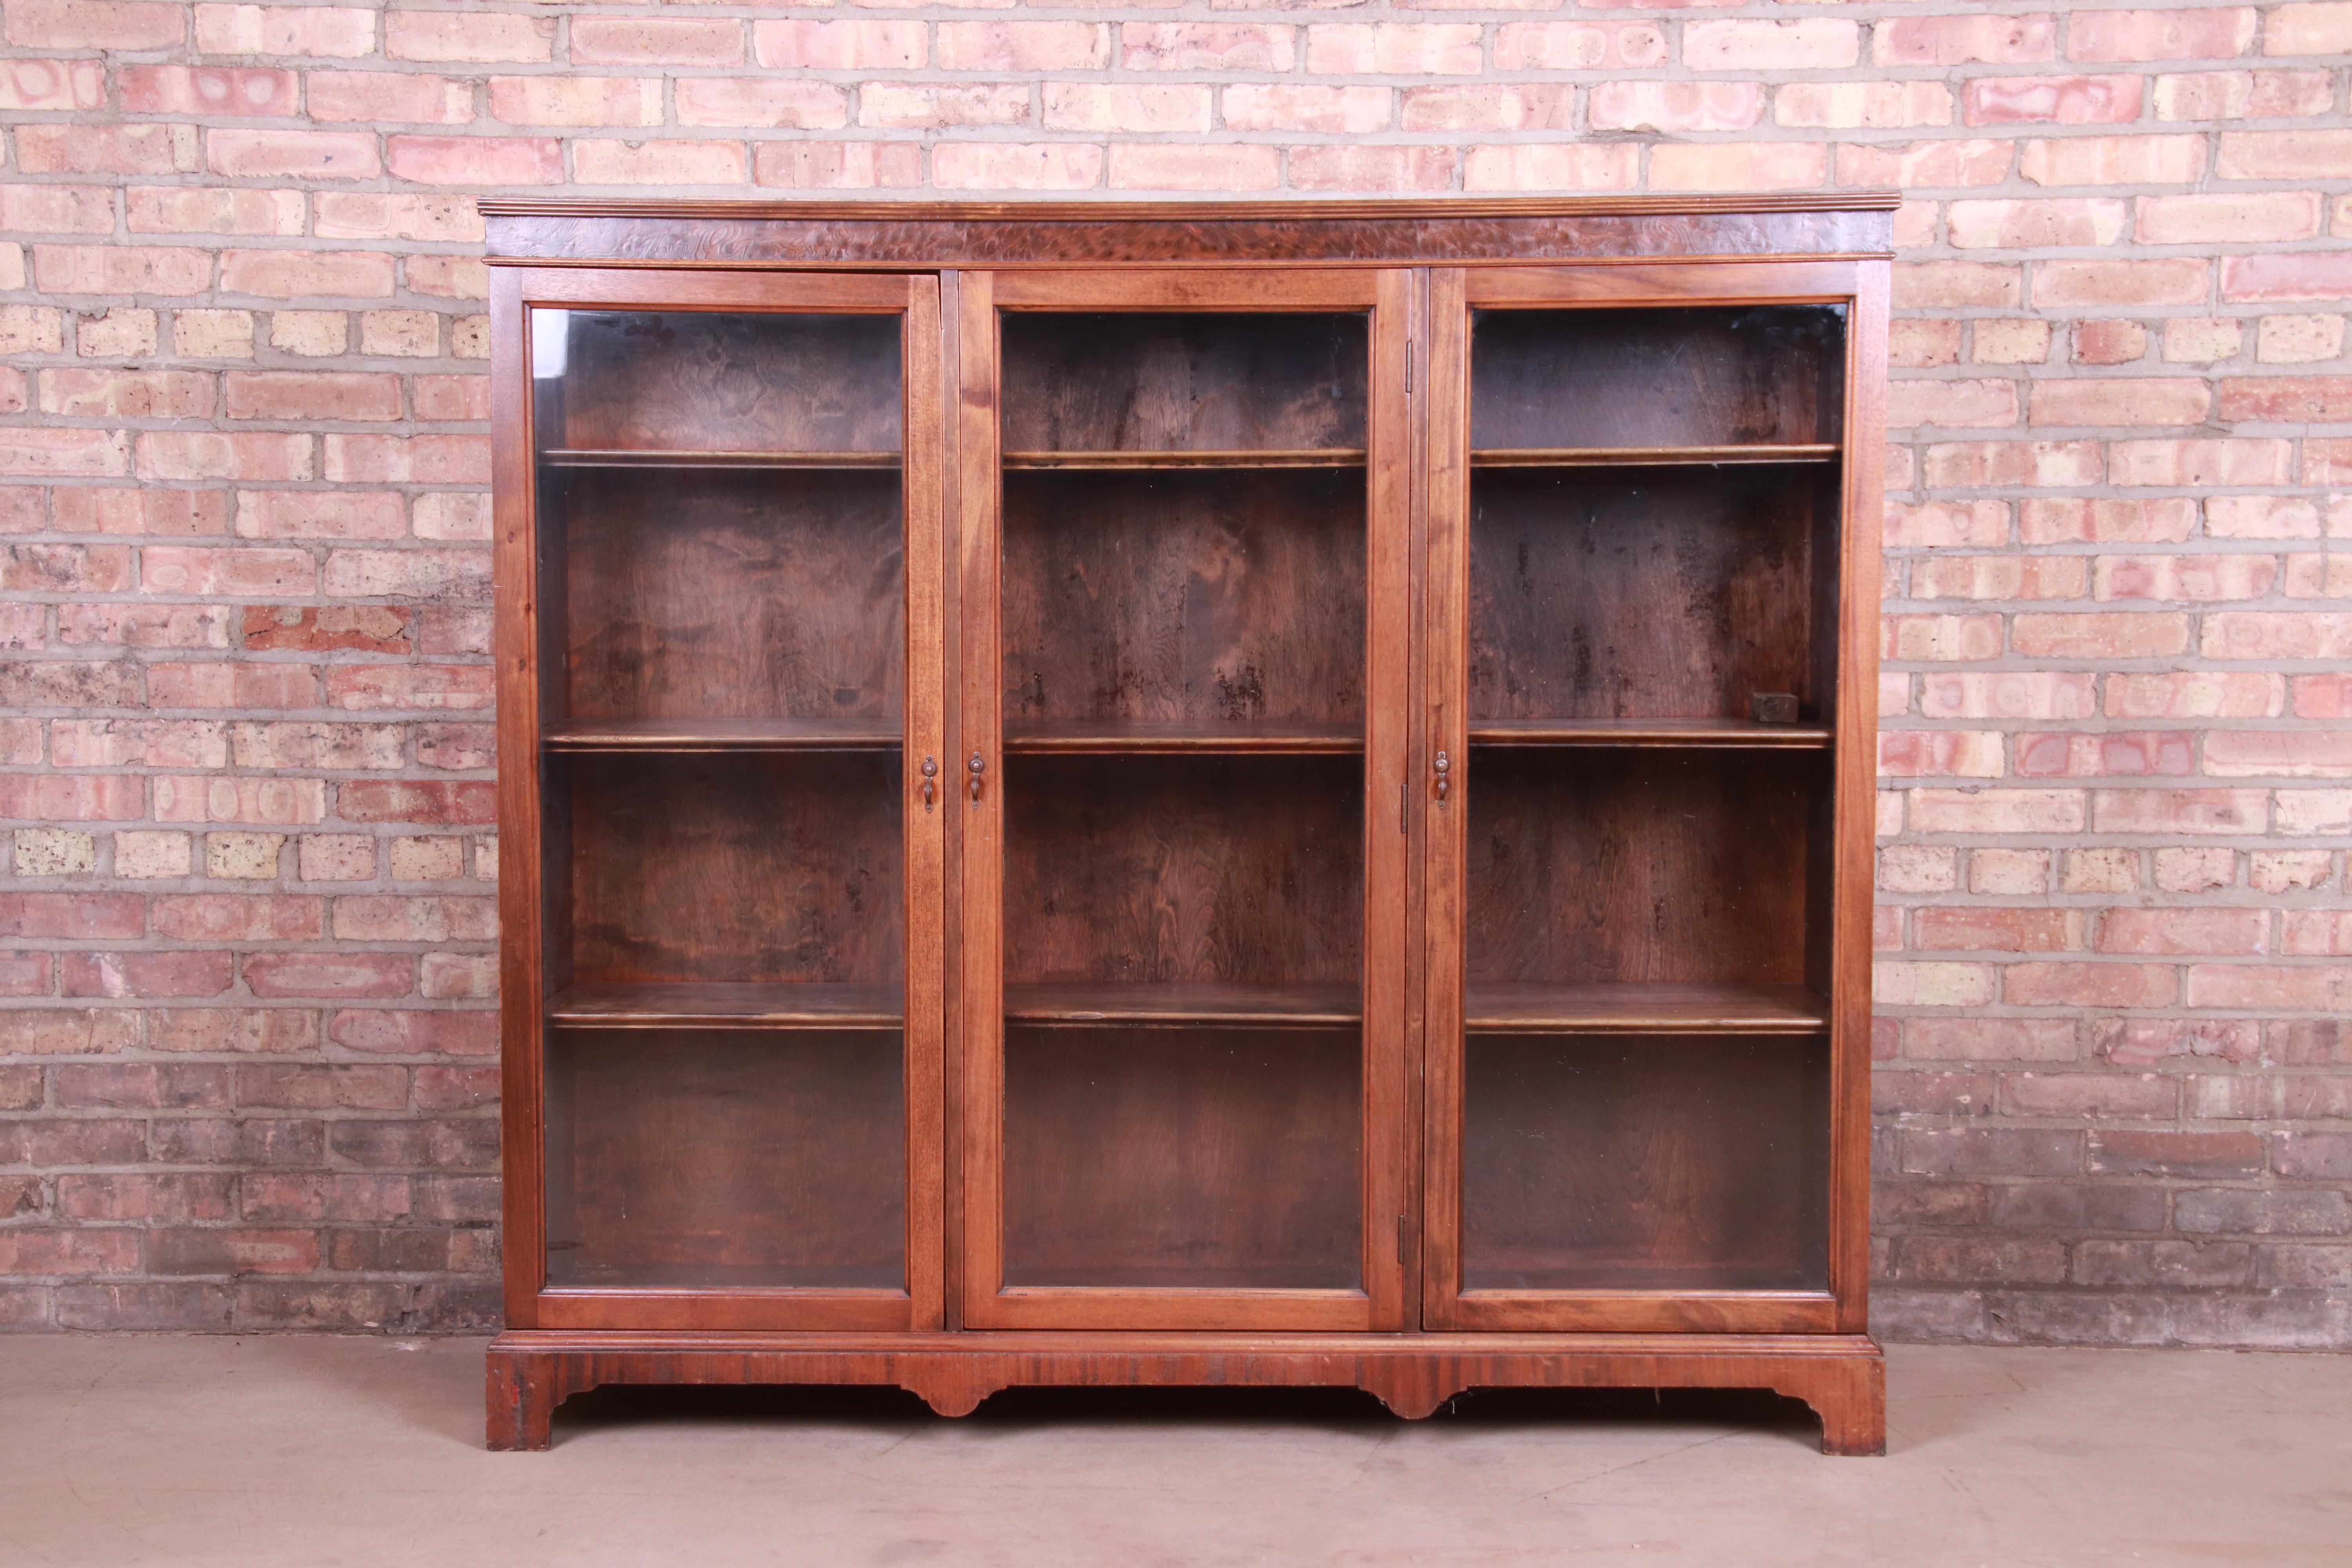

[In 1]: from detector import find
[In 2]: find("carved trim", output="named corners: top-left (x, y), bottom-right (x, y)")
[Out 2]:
top-left (478, 194), bottom-right (1902, 221)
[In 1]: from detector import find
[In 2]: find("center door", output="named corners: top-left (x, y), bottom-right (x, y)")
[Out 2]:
top-left (956, 269), bottom-right (1412, 1330)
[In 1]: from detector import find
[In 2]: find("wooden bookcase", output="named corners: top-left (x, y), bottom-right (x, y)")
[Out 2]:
top-left (486, 197), bottom-right (1891, 1454)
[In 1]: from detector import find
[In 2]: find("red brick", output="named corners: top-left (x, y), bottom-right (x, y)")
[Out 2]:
top-left (488, 76), bottom-right (661, 129)
top-left (2098, 907), bottom-right (2269, 955)
top-left (194, 4), bottom-right (374, 57)
top-left (0, 56), bottom-right (104, 111)
top-left (154, 894), bottom-right (323, 942)
top-left (206, 129), bottom-right (379, 181)
top-left (241, 953), bottom-right (412, 1000)
top-left (1682, 18), bottom-right (1857, 70)
top-left (386, 136), bottom-right (562, 187)
top-left (385, 10), bottom-right (550, 64)
top-left (224, 372), bottom-right (401, 423)
top-left (336, 780), bottom-right (496, 825)
top-left (2017, 731), bottom-right (2196, 776)
top-left (1915, 908), bottom-right (2081, 952)
top-left (1875, 14), bottom-right (2054, 65)
top-left (570, 16), bottom-right (742, 67)
top-left (306, 70), bottom-right (472, 126)
top-left (932, 143), bottom-right (1103, 192)
top-left (1965, 74), bottom-right (2145, 125)
top-left (120, 65), bottom-right (297, 117)
top-left (2217, 131), bottom-right (2352, 180)
top-left (6, 0), bottom-right (183, 49)
top-left (330, 1008), bottom-right (496, 1057)
top-left (1840, 140), bottom-right (2015, 191)
top-left (1650, 143), bottom-right (1827, 192)
top-left (37, 369), bottom-right (210, 421)
top-left (753, 19), bottom-right (925, 71)
top-left (1492, 20), bottom-right (1667, 72)
top-left (1463, 144), bottom-right (1639, 193)
top-left (939, 21), bottom-right (1109, 72)
top-left (752, 142), bottom-right (924, 192)
top-left (2070, 8), bottom-right (2257, 61)
top-left (2140, 192), bottom-right (2321, 246)
top-left (324, 664), bottom-right (492, 711)
top-left (60, 950), bottom-right (234, 999)
top-left (1589, 80), bottom-right (1761, 133)
top-left (678, 78), bottom-right (849, 131)
top-left (2093, 788), bottom-right (2270, 835)
top-left (0, 893), bottom-right (144, 940)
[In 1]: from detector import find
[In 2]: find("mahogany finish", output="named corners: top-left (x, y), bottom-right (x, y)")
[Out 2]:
top-left (491, 198), bottom-right (1889, 1455)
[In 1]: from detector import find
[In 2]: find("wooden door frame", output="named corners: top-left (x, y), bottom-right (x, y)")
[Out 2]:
top-left (1419, 259), bottom-right (1885, 1336)
top-left (492, 265), bottom-right (947, 1333)
top-left (953, 267), bottom-right (1415, 1332)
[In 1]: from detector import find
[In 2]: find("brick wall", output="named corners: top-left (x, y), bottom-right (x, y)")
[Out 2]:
top-left (1, 0), bottom-right (2348, 1344)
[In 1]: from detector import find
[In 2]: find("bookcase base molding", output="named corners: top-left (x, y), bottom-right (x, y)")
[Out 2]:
top-left (486, 1331), bottom-right (1886, 1455)
top-left (487, 196), bottom-right (1895, 1457)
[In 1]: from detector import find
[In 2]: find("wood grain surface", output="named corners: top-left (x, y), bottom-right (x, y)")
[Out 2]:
top-left (565, 751), bottom-right (904, 988)
top-left (1002, 470), bottom-right (1365, 730)
top-left (561, 467), bottom-right (904, 724)
top-left (546, 1029), bottom-right (907, 1287)
top-left (1468, 466), bottom-right (1821, 723)
top-left (1459, 1033), bottom-right (1830, 1294)
top-left (1001, 1026), bottom-right (1363, 1291)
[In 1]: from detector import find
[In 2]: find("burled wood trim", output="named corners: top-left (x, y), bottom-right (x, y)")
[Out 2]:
top-left (484, 202), bottom-right (1896, 268)
top-left (480, 194), bottom-right (1900, 221)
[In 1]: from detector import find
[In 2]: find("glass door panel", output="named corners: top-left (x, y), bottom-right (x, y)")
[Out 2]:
top-left (512, 272), bottom-right (942, 1330)
top-left (1426, 270), bottom-right (1858, 1334)
top-left (961, 272), bottom-right (1410, 1331)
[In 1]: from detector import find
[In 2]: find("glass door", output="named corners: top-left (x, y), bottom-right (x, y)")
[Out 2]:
top-left (1421, 263), bottom-right (1880, 1334)
top-left (956, 270), bottom-right (1412, 1331)
top-left (497, 269), bottom-right (944, 1331)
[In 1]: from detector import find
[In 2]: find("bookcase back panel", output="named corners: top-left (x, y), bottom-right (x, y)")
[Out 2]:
top-left (1002, 1027), bottom-right (1362, 1290)
top-left (546, 1029), bottom-right (906, 1289)
top-left (1461, 1033), bottom-right (1828, 1292)
top-left (1001, 312), bottom-right (1366, 453)
top-left (550, 309), bottom-right (902, 454)
top-left (1004, 754), bottom-right (1363, 987)
top-left (1468, 468), bottom-right (1823, 723)
top-left (1465, 748), bottom-right (1815, 987)
top-left (1002, 470), bottom-right (1364, 729)
top-left (561, 469), bottom-right (905, 722)
top-left (564, 752), bottom-right (904, 987)
top-left (1470, 306), bottom-right (1844, 451)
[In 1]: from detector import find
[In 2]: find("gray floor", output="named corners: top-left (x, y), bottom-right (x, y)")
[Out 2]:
top-left (2, 1336), bottom-right (2347, 1566)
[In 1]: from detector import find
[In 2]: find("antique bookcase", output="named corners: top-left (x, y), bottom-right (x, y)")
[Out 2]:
top-left (486, 196), bottom-right (1891, 1454)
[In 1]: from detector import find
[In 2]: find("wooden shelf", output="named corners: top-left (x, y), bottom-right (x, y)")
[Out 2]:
top-left (1005, 981), bottom-right (1361, 1029)
top-left (540, 448), bottom-right (900, 470)
top-left (1005, 719), bottom-right (1363, 755)
top-left (549, 981), bottom-right (903, 1030)
top-left (544, 718), bottom-right (902, 753)
top-left (1468, 719), bottom-right (1830, 750)
top-left (1464, 982), bottom-right (1828, 1034)
top-left (1002, 448), bottom-right (1366, 471)
top-left (1470, 445), bottom-right (1840, 469)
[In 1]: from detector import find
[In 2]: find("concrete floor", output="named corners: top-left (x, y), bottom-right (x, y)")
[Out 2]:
top-left (2, 1337), bottom-right (2346, 1566)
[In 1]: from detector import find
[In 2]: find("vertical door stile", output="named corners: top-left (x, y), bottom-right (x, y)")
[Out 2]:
top-left (1420, 269), bottom-right (1472, 1330)
top-left (953, 271), bottom-right (1006, 1329)
top-left (1365, 268), bottom-right (1414, 1328)
top-left (903, 276), bottom-right (947, 1331)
